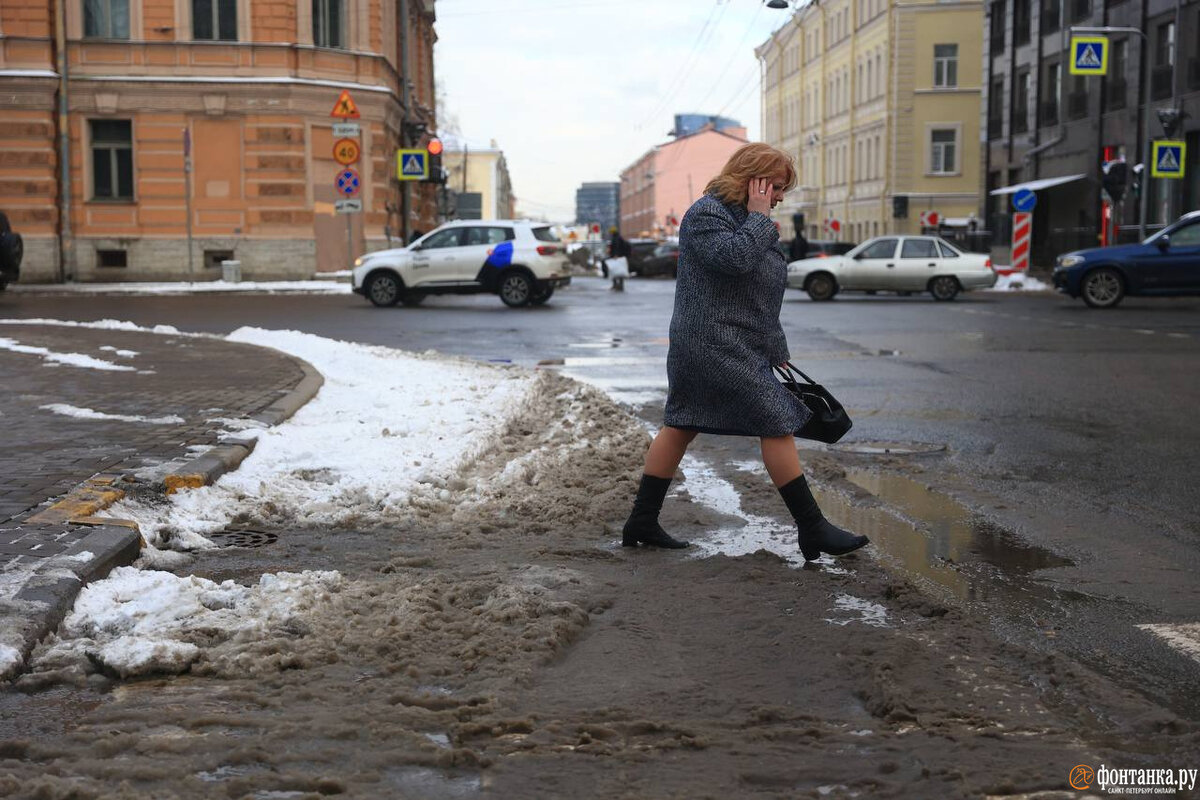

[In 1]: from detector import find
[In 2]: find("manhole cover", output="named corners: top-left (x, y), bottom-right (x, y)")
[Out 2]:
top-left (828, 441), bottom-right (947, 456)
top-left (208, 528), bottom-right (279, 549)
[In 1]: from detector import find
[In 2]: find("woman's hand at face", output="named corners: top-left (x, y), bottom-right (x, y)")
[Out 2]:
top-left (746, 177), bottom-right (773, 216)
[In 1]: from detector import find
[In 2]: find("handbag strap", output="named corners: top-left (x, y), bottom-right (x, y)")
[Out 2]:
top-left (773, 361), bottom-right (817, 386)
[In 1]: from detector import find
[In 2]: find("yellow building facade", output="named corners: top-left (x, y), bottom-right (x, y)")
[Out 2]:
top-left (758, 0), bottom-right (984, 244)
top-left (441, 143), bottom-right (515, 221)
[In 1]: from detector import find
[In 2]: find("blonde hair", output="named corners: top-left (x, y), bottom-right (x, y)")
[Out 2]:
top-left (704, 142), bottom-right (797, 206)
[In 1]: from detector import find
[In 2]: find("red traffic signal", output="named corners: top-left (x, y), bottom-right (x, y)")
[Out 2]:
top-left (590, 224), bottom-right (600, 234)
top-left (426, 137), bottom-right (444, 156)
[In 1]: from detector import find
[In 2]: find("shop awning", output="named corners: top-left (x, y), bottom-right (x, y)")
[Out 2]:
top-left (988, 173), bottom-right (1088, 195)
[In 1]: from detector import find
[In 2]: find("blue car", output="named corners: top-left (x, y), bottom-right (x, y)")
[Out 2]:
top-left (1052, 211), bottom-right (1200, 308)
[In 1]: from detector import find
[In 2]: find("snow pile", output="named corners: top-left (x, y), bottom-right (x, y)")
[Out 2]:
top-left (986, 273), bottom-right (1050, 292)
top-left (33, 566), bottom-right (342, 679)
top-left (40, 403), bottom-right (184, 425)
top-left (0, 336), bottom-right (137, 371)
top-left (11, 280), bottom-right (351, 295)
top-left (103, 327), bottom-right (538, 549)
top-left (0, 317), bottom-right (183, 334)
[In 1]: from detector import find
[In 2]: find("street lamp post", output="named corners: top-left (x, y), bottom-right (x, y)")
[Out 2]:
top-left (1069, 26), bottom-right (1152, 241)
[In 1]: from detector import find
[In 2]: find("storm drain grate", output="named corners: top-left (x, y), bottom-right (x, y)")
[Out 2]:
top-left (208, 528), bottom-right (279, 549)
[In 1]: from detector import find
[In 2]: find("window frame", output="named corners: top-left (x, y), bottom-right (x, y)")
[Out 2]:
top-left (929, 127), bottom-right (960, 176)
top-left (83, 0), bottom-right (130, 39)
top-left (417, 228), bottom-right (464, 250)
top-left (900, 238), bottom-right (939, 259)
top-left (313, 0), bottom-right (346, 49)
top-left (192, 0), bottom-right (238, 41)
top-left (89, 119), bottom-right (134, 202)
top-left (933, 44), bottom-right (959, 88)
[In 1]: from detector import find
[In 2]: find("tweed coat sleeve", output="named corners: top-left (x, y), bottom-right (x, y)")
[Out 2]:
top-left (683, 202), bottom-right (780, 276)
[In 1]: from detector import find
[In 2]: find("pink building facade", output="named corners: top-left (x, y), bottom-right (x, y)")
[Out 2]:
top-left (619, 126), bottom-right (747, 239)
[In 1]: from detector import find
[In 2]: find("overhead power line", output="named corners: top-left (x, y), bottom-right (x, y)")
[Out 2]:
top-left (636, 0), bottom-right (728, 131)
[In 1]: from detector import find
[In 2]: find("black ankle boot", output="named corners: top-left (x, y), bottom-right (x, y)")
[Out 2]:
top-left (622, 474), bottom-right (689, 549)
top-left (778, 475), bottom-right (869, 561)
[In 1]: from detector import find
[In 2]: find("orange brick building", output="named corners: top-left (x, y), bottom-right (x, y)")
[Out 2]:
top-left (0, 0), bottom-right (438, 282)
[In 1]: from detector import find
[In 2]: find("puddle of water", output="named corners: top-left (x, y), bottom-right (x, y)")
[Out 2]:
top-left (823, 470), bottom-right (1072, 603)
top-left (679, 456), bottom-right (851, 573)
top-left (384, 767), bottom-right (482, 798)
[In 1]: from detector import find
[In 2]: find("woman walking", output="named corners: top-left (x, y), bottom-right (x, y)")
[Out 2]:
top-left (621, 143), bottom-right (868, 562)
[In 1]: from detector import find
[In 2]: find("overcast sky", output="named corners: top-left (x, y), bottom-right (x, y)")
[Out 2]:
top-left (434, 0), bottom-right (787, 223)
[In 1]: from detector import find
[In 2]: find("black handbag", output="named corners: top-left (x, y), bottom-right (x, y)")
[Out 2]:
top-left (773, 362), bottom-right (853, 444)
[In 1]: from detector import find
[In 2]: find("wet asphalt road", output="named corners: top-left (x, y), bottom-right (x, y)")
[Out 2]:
top-left (3, 277), bottom-right (1199, 715)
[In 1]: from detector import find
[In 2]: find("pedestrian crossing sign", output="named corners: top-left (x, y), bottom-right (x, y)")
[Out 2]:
top-left (1069, 36), bottom-right (1108, 75)
top-left (396, 149), bottom-right (428, 181)
top-left (1151, 140), bottom-right (1186, 179)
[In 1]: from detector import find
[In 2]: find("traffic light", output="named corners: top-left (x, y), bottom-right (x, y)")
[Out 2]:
top-left (1102, 160), bottom-right (1127, 203)
top-left (1130, 163), bottom-right (1143, 200)
top-left (423, 137), bottom-right (445, 184)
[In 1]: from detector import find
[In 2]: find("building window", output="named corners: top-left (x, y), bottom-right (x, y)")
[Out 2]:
top-left (1014, 0), bottom-right (1031, 45)
top-left (1042, 0), bottom-right (1060, 33)
top-left (988, 79), bottom-right (1005, 138)
top-left (934, 44), bottom-right (958, 88)
top-left (1155, 21), bottom-right (1175, 67)
top-left (193, 0), bottom-right (237, 41)
top-left (1042, 61), bottom-right (1061, 125)
top-left (313, 0), bottom-right (345, 49)
top-left (1013, 69), bottom-right (1030, 133)
top-left (1068, 74), bottom-right (1088, 119)
top-left (930, 129), bottom-right (958, 174)
top-left (1107, 39), bottom-right (1127, 110)
top-left (1070, 0), bottom-right (1090, 23)
top-left (97, 249), bottom-right (127, 268)
top-left (90, 120), bottom-right (133, 201)
top-left (989, 1), bottom-right (1007, 52)
top-left (83, 0), bottom-right (130, 38)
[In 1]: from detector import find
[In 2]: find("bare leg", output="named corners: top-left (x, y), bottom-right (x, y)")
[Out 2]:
top-left (760, 435), bottom-right (803, 487)
top-left (644, 426), bottom-right (698, 479)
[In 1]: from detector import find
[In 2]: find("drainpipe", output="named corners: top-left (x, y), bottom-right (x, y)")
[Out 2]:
top-left (54, 0), bottom-right (73, 282)
top-left (399, 0), bottom-right (410, 243)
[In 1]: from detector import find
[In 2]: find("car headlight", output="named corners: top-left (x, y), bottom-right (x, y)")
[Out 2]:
top-left (1057, 255), bottom-right (1084, 268)
top-left (354, 257), bottom-right (365, 267)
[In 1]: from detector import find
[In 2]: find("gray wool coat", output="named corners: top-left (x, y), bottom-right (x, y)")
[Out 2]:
top-left (663, 193), bottom-right (812, 437)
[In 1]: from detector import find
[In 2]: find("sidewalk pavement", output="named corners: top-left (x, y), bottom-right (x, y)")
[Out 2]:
top-left (0, 322), bottom-right (322, 678)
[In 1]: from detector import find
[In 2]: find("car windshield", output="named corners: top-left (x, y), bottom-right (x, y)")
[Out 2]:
top-left (532, 226), bottom-right (560, 242)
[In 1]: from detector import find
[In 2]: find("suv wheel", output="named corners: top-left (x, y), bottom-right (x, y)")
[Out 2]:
top-left (929, 276), bottom-right (960, 301)
top-left (1081, 267), bottom-right (1124, 309)
top-left (499, 272), bottom-right (533, 307)
top-left (530, 285), bottom-right (554, 306)
top-left (366, 272), bottom-right (402, 307)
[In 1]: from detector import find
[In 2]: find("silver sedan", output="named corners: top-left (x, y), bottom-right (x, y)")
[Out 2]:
top-left (787, 236), bottom-right (997, 301)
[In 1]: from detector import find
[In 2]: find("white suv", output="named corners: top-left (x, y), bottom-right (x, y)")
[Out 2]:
top-left (352, 220), bottom-right (572, 308)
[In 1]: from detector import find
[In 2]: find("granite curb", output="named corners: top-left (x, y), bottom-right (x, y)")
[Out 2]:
top-left (0, 344), bottom-right (324, 681)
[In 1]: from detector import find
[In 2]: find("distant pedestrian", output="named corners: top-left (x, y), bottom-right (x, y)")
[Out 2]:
top-left (607, 226), bottom-right (631, 291)
top-left (789, 226), bottom-right (808, 262)
top-left (620, 142), bottom-right (869, 561)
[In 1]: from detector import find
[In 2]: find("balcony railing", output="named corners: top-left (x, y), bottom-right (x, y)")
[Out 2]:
top-left (1040, 101), bottom-right (1059, 127)
top-left (1106, 78), bottom-right (1127, 111)
top-left (1067, 90), bottom-right (1088, 120)
top-left (1150, 64), bottom-right (1173, 101)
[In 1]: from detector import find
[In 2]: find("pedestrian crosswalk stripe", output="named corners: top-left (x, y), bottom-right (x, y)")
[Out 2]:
top-left (1077, 44), bottom-right (1102, 68)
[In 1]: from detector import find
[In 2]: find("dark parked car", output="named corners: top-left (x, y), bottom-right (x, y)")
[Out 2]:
top-left (0, 211), bottom-right (22, 291)
top-left (633, 243), bottom-right (679, 277)
top-left (1052, 211), bottom-right (1200, 308)
top-left (625, 238), bottom-right (660, 273)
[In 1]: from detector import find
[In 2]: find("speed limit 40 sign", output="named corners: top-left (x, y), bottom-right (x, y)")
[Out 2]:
top-left (333, 138), bottom-right (361, 166)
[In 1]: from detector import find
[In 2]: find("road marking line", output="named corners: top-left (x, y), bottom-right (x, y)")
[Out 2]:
top-left (1166, 332), bottom-right (1191, 339)
top-left (1133, 329), bottom-right (1155, 335)
top-left (1137, 622), bottom-right (1200, 664)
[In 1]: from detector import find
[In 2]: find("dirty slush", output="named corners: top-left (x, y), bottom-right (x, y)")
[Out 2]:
top-left (1, 371), bottom-right (1196, 799)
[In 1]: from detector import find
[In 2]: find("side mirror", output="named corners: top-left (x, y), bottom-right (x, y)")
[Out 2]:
top-left (1156, 235), bottom-right (1170, 251)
